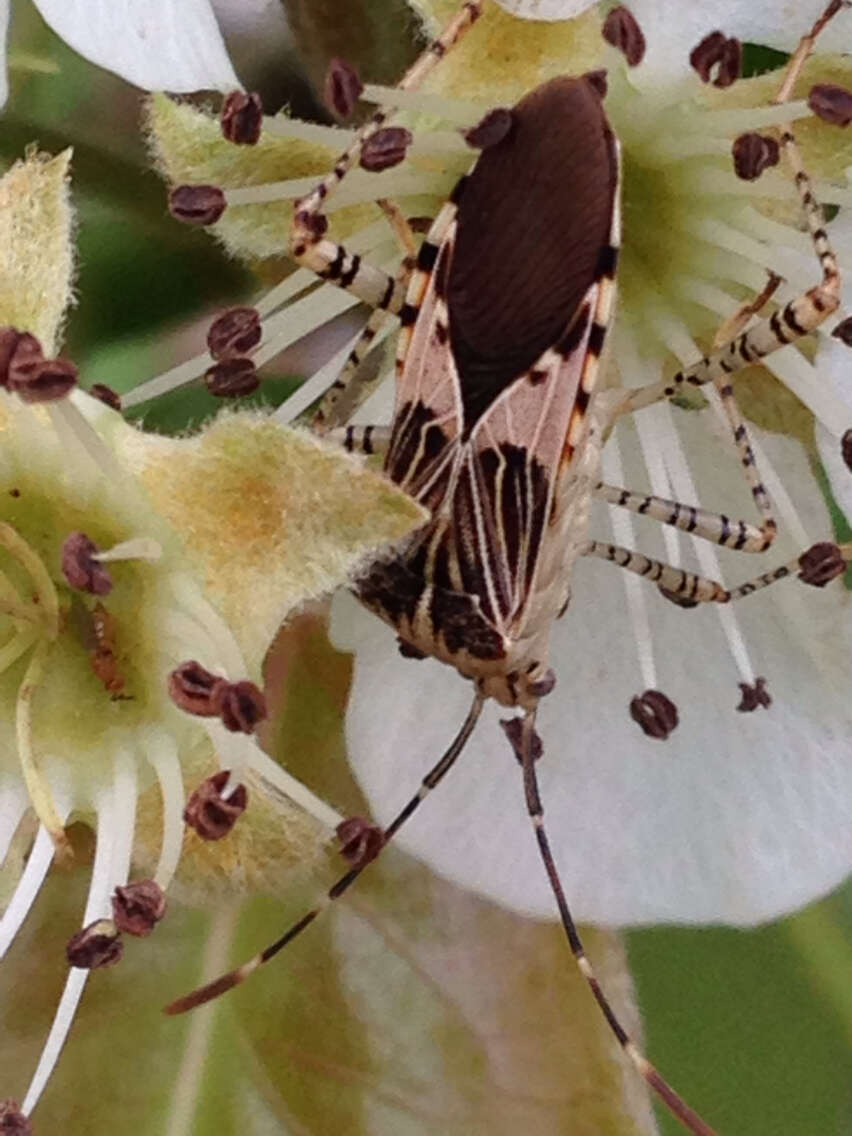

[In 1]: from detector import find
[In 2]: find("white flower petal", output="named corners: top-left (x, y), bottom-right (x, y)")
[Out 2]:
top-left (33, 0), bottom-right (239, 93)
top-left (492, 0), bottom-right (596, 20)
top-left (629, 0), bottom-right (852, 85)
top-left (335, 424), bottom-right (852, 927)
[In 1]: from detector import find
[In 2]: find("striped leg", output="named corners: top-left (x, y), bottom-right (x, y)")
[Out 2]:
top-left (163, 693), bottom-right (484, 1015)
top-left (593, 481), bottom-right (773, 553)
top-left (581, 539), bottom-right (852, 605)
top-left (330, 423), bottom-right (392, 456)
top-left (289, 3), bottom-right (483, 292)
top-left (311, 264), bottom-right (411, 433)
top-left (514, 711), bottom-right (717, 1136)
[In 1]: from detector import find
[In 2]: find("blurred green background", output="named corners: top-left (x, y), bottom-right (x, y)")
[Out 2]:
top-left (0, 2), bottom-right (850, 1133)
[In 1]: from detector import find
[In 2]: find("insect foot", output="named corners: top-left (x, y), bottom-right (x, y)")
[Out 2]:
top-left (737, 678), bottom-right (772, 713)
top-left (629, 690), bottom-right (679, 739)
top-left (500, 717), bottom-right (544, 764)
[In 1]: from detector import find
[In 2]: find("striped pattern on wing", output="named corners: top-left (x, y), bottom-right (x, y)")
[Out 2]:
top-left (385, 205), bottom-right (604, 635)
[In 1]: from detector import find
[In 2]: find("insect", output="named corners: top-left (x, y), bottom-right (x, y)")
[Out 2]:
top-left (166, 3), bottom-right (852, 1132)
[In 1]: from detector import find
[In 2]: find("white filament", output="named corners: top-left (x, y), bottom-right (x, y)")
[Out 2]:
top-left (146, 735), bottom-right (186, 891)
top-left (0, 825), bottom-right (60, 959)
top-left (601, 428), bottom-right (658, 691)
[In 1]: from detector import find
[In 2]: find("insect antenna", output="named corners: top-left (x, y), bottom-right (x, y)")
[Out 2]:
top-left (515, 713), bottom-right (716, 1136)
top-left (164, 690), bottom-right (485, 1015)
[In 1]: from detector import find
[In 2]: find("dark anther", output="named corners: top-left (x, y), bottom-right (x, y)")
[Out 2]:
top-left (217, 680), bottom-right (267, 734)
top-left (8, 355), bottom-right (77, 403)
top-left (168, 660), bottom-right (227, 717)
top-left (689, 31), bottom-right (741, 88)
top-left (221, 90), bottom-right (263, 145)
top-left (0, 1100), bottom-right (32, 1135)
top-left (842, 427), bottom-right (852, 472)
top-left (808, 83), bottom-right (852, 127)
top-left (336, 816), bottom-right (384, 869)
top-left (89, 382), bottom-right (122, 410)
top-left (397, 637), bottom-right (427, 659)
top-left (500, 717), bottom-right (544, 764)
top-left (602, 6), bottom-right (646, 67)
top-left (66, 919), bottom-right (123, 969)
top-left (183, 770), bottom-right (248, 840)
top-left (111, 879), bottom-right (167, 937)
top-left (324, 58), bottom-right (363, 120)
top-left (658, 585), bottom-right (699, 609)
top-left (832, 316), bottom-right (852, 346)
top-left (798, 541), bottom-right (847, 586)
top-left (0, 328), bottom-right (41, 388)
top-left (204, 357), bottom-right (260, 398)
top-left (463, 107), bottom-right (513, 149)
top-left (583, 68), bottom-right (609, 99)
top-left (207, 306), bottom-right (262, 361)
top-left (630, 689), bottom-right (679, 739)
top-left (527, 668), bottom-right (557, 698)
top-left (737, 676), bottom-right (771, 712)
top-left (61, 532), bottom-right (114, 596)
top-left (360, 127), bottom-right (412, 173)
top-left (168, 184), bottom-right (227, 226)
top-left (732, 132), bottom-right (780, 181)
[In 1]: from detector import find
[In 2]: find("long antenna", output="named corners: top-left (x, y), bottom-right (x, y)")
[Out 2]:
top-left (165, 691), bottom-right (485, 1014)
top-left (516, 712), bottom-right (716, 1136)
